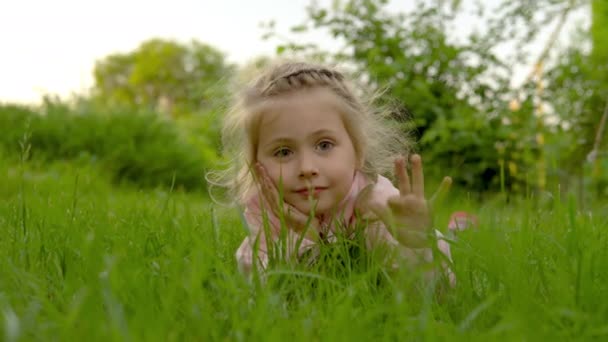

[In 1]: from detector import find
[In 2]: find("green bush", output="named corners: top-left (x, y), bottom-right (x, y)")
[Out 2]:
top-left (0, 103), bottom-right (215, 191)
top-left (0, 104), bottom-right (36, 153)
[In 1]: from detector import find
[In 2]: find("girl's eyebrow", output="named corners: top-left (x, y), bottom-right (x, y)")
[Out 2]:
top-left (264, 137), bottom-right (293, 148)
top-left (263, 129), bottom-right (337, 148)
top-left (311, 129), bottom-right (336, 137)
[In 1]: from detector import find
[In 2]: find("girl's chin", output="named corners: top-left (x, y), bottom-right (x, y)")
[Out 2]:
top-left (288, 193), bottom-right (340, 217)
top-left (292, 202), bottom-right (333, 217)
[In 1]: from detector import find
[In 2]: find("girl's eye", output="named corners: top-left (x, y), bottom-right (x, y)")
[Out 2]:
top-left (273, 147), bottom-right (292, 158)
top-left (317, 140), bottom-right (334, 151)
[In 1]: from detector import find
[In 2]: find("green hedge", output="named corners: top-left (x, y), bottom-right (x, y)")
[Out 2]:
top-left (0, 103), bottom-right (215, 191)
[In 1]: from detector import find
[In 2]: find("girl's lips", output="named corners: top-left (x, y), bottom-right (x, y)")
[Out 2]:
top-left (295, 187), bottom-right (327, 197)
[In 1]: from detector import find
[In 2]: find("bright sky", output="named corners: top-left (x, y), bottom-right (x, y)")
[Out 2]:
top-left (0, 0), bottom-right (588, 104)
top-left (0, 0), bottom-right (316, 103)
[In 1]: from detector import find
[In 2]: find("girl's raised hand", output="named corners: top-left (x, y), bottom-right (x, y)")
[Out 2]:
top-left (387, 154), bottom-right (452, 248)
top-left (254, 163), bottom-right (320, 241)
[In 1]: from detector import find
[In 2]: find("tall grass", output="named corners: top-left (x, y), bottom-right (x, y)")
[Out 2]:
top-left (1, 156), bottom-right (607, 341)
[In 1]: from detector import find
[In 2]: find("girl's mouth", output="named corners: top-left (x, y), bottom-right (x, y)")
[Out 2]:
top-left (295, 187), bottom-right (326, 197)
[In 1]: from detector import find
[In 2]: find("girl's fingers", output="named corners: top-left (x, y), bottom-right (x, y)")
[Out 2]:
top-left (394, 156), bottom-right (411, 195)
top-left (255, 163), bottom-right (320, 237)
top-left (256, 163), bottom-right (279, 208)
top-left (429, 176), bottom-right (452, 208)
top-left (254, 162), bottom-right (266, 184)
top-left (410, 154), bottom-right (425, 198)
top-left (256, 162), bottom-right (315, 231)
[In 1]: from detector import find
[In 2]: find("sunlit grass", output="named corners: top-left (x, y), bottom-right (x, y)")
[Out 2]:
top-left (1, 157), bottom-right (607, 340)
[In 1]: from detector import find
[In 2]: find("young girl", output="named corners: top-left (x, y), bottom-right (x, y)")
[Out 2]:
top-left (211, 60), bottom-right (456, 283)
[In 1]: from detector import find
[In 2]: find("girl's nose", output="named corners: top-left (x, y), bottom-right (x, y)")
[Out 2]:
top-left (298, 154), bottom-right (319, 179)
top-left (299, 167), bottom-right (319, 179)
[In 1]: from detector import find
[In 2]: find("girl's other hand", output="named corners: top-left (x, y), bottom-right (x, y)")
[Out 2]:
top-left (387, 154), bottom-right (452, 248)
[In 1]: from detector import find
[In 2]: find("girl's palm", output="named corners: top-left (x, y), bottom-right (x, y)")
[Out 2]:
top-left (387, 154), bottom-right (451, 247)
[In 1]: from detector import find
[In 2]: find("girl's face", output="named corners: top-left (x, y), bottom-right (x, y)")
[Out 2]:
top-left (255, 88), bottom-right (359, 216)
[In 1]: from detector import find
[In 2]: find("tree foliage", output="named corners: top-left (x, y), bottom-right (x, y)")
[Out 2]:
top-left (259, 0), bottom-right (608, 197)
top-left (541, 0), bottom-right (608, 196)
top-left (265, 0), bottom-right (545, 193)
top-left (92, 38), bottom-right (234, 117)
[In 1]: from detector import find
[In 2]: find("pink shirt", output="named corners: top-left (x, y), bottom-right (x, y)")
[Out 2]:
top-left (235, 171), bottom-right (453, 279)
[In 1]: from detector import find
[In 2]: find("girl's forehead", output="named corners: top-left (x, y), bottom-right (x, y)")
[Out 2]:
top-left (260, 90), bottom-right (344, 125)
top-left (258, 88), bottom-right (343, 118)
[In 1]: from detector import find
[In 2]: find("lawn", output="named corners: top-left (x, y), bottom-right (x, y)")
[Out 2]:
top-left (1, 157), bottom-right (607, 341)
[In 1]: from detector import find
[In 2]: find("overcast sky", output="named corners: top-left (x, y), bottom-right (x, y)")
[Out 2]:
top-left (0, 0), bottom-right (588, 104)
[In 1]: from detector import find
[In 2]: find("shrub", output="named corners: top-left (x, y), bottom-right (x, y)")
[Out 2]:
top-left (0, 103), bottom-right (215, 191)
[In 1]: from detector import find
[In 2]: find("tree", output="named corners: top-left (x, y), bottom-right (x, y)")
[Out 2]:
top-left (482, 0), bottom-right (607, 198)
top-left (265, 0), bottom-right (542, 193)
top-left (92, 38), bottom-right (234, 117)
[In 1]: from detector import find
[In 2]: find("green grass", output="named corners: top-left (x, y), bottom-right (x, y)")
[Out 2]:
top-left (1, 157), bottom-right (607, 341)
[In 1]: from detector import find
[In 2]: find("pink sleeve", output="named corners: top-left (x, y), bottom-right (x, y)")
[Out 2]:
top-left (355, 175), bottom-right (400, 220)
top-left (235, 204), bottom-right (272, 275)
top-left (365, 175), bottom-right (400, 214)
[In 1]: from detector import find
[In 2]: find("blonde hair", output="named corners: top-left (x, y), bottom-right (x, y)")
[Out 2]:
top-left (207, 60), bottom-right (411, 204)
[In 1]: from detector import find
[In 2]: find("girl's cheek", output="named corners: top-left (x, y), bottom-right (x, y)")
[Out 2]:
top-left (264, 164), bottom-right (281, 185)
top-left (272, 163), bottom-right (292, 187)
